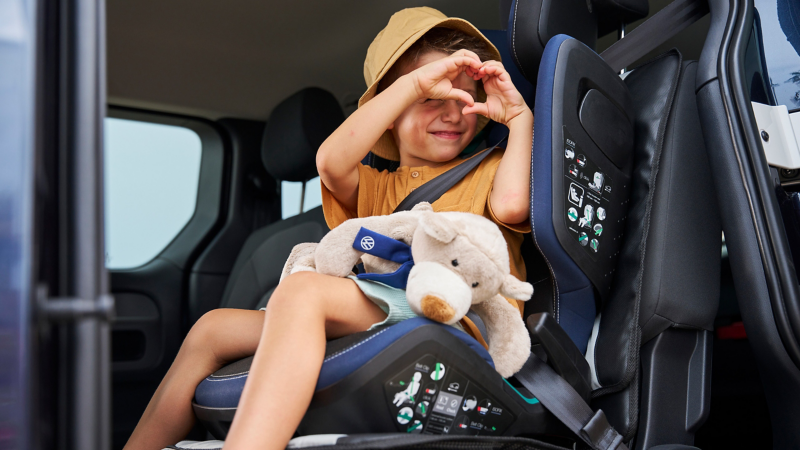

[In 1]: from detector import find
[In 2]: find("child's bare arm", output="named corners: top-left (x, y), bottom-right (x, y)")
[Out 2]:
top-left (464, 61), bottom-right (533, 225)
top-left (491, 109), bottom-right (533, 225)
top-left (317, 51), bottom-right (483, 212)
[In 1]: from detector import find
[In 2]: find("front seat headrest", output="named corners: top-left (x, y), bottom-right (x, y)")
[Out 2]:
top-left (506, 0), bottom-right (648, 89)
top-left (262, 87), bottom-right (345, 182)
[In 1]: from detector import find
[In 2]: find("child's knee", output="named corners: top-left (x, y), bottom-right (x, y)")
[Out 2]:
top-left (269, 272), bottom-right (336, 310)
top-left (184, 309), bottom-right (227, 353)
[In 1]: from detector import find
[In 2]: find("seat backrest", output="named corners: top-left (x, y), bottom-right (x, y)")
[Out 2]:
top-left (507, 0), bottom-right (720, 445)
top-left (219, 88), bottom-right (342, 310)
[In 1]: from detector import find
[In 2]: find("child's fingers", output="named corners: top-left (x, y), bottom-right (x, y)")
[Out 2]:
top-left (462, 102), bottom-right (489, 117)
top-left (452, 49), bottom-right (482, 63)
top-left (456, 56), bottom-right (484, 72)
top-left (443, 88), bottom-right (475, 106)
top-left (479, 61), bottom-right (506, 76)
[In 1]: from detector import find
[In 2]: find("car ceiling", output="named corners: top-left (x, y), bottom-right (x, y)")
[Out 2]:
top-left (107, 0), bottom-right (503, 121)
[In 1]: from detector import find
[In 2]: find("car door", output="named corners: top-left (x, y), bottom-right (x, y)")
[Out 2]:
top-left (11, 0), bottom-right (113, 448)
top-left (103, 108), bottom-right (228, 447)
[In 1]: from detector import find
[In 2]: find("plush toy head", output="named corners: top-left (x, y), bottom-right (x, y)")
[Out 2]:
top-left (405, 211), bottom-right (533, 324)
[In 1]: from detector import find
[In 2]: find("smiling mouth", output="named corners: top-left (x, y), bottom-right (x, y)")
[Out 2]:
top-left (430, 131), bottom-right (463, 140)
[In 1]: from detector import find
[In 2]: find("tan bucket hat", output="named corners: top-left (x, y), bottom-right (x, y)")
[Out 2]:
top-left (360, 7), bottom-right (501, 161)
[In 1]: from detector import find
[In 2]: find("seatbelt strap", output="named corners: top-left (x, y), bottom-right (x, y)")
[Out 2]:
top-left (515, 354), bottom-right (628, 450)
top-left (600, 0), bottom-right (709, 73)
top-left (392, 136), bottom-right (507, 213)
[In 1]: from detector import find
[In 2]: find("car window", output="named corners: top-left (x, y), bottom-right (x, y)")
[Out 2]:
top-left (282, 176), bottom-right (322, 219)
top-left (755, 0), bottom-right (800, 111)
top-left (104, 117), bottom-right (202, 269)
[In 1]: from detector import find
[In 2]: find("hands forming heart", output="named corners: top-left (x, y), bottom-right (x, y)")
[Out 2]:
top-left (408, 49), bottom-right (531, 126)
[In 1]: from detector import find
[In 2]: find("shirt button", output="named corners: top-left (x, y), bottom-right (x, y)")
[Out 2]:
top-left (411, 171), bottom-right (420, 178)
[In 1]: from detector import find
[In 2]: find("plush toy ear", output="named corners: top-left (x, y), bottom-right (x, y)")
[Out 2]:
top-left (411, 202), bottom-right (434, 212)
top-left (499, 274), bottom-right (534, 300)
top-left (418, 212), bottom-right (458, 243)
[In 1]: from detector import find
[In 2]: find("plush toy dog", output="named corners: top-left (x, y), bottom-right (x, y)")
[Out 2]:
top-left (280, 203), bottom-right (533, 377)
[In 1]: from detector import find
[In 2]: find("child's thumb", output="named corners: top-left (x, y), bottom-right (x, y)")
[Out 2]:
top-left (462, 102), bottom-right (489, 117)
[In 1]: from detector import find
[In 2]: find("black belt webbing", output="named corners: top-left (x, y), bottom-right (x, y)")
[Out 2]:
top-left (515, 354), bottom-right (628, 450)
top-left (600, 0), bottom-right (709, 73)
top-left (392, 136), bottom-right (507, 213)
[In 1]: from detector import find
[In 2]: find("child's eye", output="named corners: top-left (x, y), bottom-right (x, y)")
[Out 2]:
top-left (425, 98), bottom-right (444, 104)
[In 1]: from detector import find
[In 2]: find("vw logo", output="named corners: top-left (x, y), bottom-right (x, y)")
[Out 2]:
top-left (360, 236), bottom-right (375, 251)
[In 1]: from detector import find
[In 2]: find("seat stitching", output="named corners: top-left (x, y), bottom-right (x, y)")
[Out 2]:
top-left (323, 328), bottom-right (390, 363)
top-left (203, 373), bottom-right (249, 382)
top-left (512, 0), bottom-right (529, 79)
top-left (209, 371), bottom-right (249, 378)
top-left (527, 125), bottom-right (560, 321)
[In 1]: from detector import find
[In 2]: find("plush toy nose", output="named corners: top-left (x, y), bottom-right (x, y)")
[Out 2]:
top-left (420, 295), bottom-right (456, 323)
top-left (406, 262), bottom-right (472, 325)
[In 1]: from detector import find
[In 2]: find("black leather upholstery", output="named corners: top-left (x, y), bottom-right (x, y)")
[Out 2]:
top-left (594, 0), bottom-right (649, 36)
top-left (507, 0), bottom-right (598, 104)
top-left (262, 87), bottom-right (345, 182)
top-left (589, 53), bottom-right (721, 440)
top-left (594, 50), bottom-right (682, 387)
top-left (637, 61), bottom-right (720, 344)
top-left (505, 0), bottom-right (650, 96)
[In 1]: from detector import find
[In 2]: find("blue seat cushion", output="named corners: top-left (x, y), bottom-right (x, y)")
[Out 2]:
top-left (531, 34), bottom-right (597, 353)
top-left (194, 317), bottom-right (494, 409)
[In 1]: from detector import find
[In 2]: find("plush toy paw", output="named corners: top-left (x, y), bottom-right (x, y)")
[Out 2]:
top-left (280, 243), bottom-right (319, 281)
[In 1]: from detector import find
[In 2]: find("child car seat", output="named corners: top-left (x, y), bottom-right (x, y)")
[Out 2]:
top-left (188, 1), bottom-right (721, 448)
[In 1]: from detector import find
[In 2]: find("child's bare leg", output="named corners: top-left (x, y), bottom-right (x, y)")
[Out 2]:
top-left (223, 272), bottom-right (386, 450)
top-left (123, 309), bottom-right (265, 450)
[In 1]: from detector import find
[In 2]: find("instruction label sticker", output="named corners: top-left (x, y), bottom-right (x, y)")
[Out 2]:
top-left (562, 126), bottom-right (613, 261)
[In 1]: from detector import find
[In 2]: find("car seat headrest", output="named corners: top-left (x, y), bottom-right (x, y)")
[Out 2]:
top-left (262, 87), bottom-right (345, 182)
top-left (593, 0), bottom-right (649, 36)
top-left (506, 0), bottom-right (648, 88)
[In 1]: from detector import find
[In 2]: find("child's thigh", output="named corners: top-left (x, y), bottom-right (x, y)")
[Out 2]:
top-left (271, 272), bottom-right (388, 339)
top-left (190, 308), bottom-right (265, 364)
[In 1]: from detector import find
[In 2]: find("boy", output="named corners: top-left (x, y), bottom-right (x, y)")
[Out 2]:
top-left (123, 7), bottom-right (532, 450)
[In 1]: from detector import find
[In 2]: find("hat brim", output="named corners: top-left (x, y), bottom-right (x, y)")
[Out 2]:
top-left (359, 19), bottom-right (501, 161)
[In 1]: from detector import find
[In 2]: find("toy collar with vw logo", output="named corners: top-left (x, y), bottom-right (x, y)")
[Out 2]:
top-left (353, 227), bottom-right (415, 289)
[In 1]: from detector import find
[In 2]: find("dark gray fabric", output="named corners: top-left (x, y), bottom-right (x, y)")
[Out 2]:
top-left (220, 206), bottom-right (328, 310)
top-left (262, 87), bottom-right (344, 182)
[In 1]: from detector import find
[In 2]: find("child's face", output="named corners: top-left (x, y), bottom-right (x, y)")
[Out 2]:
top-left (390, 51), bottom-right (479, 166)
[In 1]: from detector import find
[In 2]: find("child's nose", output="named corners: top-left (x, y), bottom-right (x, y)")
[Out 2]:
top-left (440, 99), bottom-right (463, 123)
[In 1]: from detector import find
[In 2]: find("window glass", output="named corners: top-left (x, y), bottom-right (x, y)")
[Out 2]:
top-left (755, 0), bottom-right (800, 111)
top-left (104, 118), bottom-right (202, 269)
top-left (281, 176), bottom-right (323, 219)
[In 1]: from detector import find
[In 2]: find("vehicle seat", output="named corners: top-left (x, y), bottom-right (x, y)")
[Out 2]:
top-left (189, 1), bottom-right (721, 448)
top-left (218, 87), bottom-right (341, 311)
